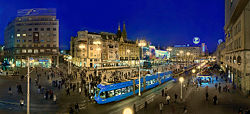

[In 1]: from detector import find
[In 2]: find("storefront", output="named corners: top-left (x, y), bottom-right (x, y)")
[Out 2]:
top-left (15, 56), bottom-right (52, 68)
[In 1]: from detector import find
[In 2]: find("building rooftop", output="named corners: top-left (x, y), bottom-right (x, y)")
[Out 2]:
top-left (17, 8), bottom-right (56, 17)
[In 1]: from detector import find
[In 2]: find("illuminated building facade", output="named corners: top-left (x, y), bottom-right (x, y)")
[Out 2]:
top-left (223, 0), bottom-right (250, 95)
top-left (4, 8), bottom-right (59, 68)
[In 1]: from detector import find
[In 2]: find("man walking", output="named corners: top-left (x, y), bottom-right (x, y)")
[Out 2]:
top-left (174, 93), bottom-right (178, 103)
top-left (166, 95), bottom-right (171, 105)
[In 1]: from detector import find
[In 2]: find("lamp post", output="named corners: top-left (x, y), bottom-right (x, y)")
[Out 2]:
top-left (138, 40), bottom-right (146, 96)
top-left (127, 49), bottom-right (131, 66)
top-left (179, 77), bottom-right (184, 100)
top-left (68, 56), bottom-right (72, 74)
top-left (27, 57), bottom-right (30, 114)
top-left (179, 50), bottom-right (184, 70)
top-left (186, 52), bottom-right (190, 68)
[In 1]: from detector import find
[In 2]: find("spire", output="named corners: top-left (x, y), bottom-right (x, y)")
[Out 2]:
top-left (118, 22), bottom-right (121, 30)
top-left (116, 22), bottom-right (122, 39)
top-left (122, 21), bottom-right (127, 41)
top-left (120, 35), bottom-right (124, 42)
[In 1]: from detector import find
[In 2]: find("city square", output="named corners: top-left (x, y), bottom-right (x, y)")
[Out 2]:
top-left (0, 0), bottom-right (249, 114)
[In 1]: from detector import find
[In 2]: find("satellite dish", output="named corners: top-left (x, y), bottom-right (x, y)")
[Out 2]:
top-left (193, 37), bottom-right (200, 44)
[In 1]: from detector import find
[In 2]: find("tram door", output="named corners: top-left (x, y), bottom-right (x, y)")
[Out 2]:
top-left (158, 73), bottom-right (161, 85)
top-left (143, 77), bottom-right (146, 90)
top-left (133, 80), bottom-right (135, 95)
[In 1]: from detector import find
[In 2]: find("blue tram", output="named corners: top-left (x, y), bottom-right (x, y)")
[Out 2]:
top-left (94, 71), bottom-right (174, 104)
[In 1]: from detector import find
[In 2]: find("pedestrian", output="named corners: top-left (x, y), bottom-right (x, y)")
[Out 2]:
top-left (213, 95), bottom-right (218, 105)
top-left (183, 105), bottom-right (188, 113)
top-left (218, 85), bottom-right (221, 93)
top-left (144, 101), bottom-right (147, 111)
top-left (53, 94), bottom-right (57, 104)
top-left (206, 92), bottom-right (209, 101)
top-left (20, 98), bottom-right (24, 108)
top-left (79, 87), bottom-right (82, 94)
top-left (133, 104), bottom-right (136, 114)
top-left (8, 87), bottom-right (12, 95)
top-left (215, 83), bottom-right (218, 90)
top-left (166, 95), bottom-right (171, 105)
top-left (159, 102), bottom-right (163, 114)
top-left (174, 93), bottom-right (178, 103)
top-left (162, 89), bottom-right (164, 97)
top-left (75, 103), bottom-right (79, 112)
top-left (67, 87), bottom-right (70, 96)
top-left (69, 107), bottom-right (74, 114)
top-left (238, 107), bottom-right (243, 114)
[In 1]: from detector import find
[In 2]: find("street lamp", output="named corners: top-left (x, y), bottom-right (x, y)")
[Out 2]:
top-left (27, 57), bottom-right (30, 114)
top-left (123, 107), bottom-right (133, 114)
top-left (192, 69), bottom-right (196, 74)
top-left (127, 49), bottom-right (131, 66)
top-left (67, 56), bottom-right (72, 74)
top-left (179, 77), bottom-right (184, 100)
top-left (186, 52), bottom-right (190, 67)
top-left (138, 40), bottom-right (146, 96)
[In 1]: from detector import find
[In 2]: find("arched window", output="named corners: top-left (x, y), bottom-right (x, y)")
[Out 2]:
top-left (233, 56), bottom-right (236, 63)
top-left (237, 56), bottom-right (241, 65)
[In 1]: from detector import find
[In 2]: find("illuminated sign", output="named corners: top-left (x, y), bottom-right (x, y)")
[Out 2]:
top-left (202, 43), bottom-right (205, 52)
top-left (193, 37), bottom-right (200, 44)
top-left (218, 39), bottom-right (223, 44)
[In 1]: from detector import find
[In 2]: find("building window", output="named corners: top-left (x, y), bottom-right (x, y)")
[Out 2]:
top-left (16, 50), bottom-right (20, 54)
top-left (34, 49), bottom-right (38, 54)
top-left (34, 28), bottom-right (38, 31)
top-left (237, 56), bottom-right (241, 65)
top-left (53, 28), bottom-right (56, 31)
top-left (34, 33), bottom-right (38, 37)
top-left (22, 34), bottom-right (26, 37)
top-left (22, 45), bottom-right (26, 47)
top-left (53, 44), bottom-right (56, 47)
top-left (47, 44), bottom-right (50, 47)
top-left (17, 34), bottom-right (21, 37)
top-left (28, 28), bottom-right (32, 31)
top-left (40, 49), bottom-right (45, 53)
top-left (46, 49), bottom-right (51, 52)
top-left (233, 56), bottom-right (236, 63)
top-left (23, 40), bottom-right (26, 42)
top-left (22, 49), bottom-right (26, 53)
top-left (52, 49), bottom-right (57, 53)
top-left (28, 49), bottom-right (32, 53)
top-left (47, 28), bottom-right (50, 31)
top-left (53, 34), bottom-right (56, 36)
top-left (17, 40), bottom-right (20, 42)
top-left (17, 29), bottom-right (20, 32)
top-left (41, 28), bottom-right (44, 31)
top-left (29, 40), bottom-right (32, 42)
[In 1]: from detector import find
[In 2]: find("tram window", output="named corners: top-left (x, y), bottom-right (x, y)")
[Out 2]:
top-left (115, 89), bottom-right (121, 96)
top-left (122, 88), bottom-right (127, 94)
top-left (135, 84), bottom-right (139, 90)
top-left (100, 92), bottom-right (106, 99)
top-left (108, 90), bottom-right (114, 98)
top-left (146, 81), bottom-right (149, 86)
top-left (96, 88), bottom-right (100, 95)
top-left (127, 86), bottom-right (133, 92)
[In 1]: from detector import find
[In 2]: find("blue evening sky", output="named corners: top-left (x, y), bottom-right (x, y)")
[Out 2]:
top-left (0, 0), bottom-right (225, 52)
